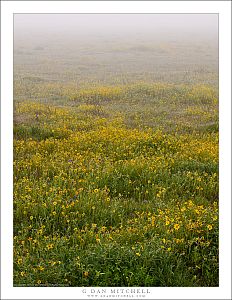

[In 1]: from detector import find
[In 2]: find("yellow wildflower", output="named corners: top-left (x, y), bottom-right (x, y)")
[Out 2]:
top-left (47, 244), bottom-right (54, 250)
top-left (207, 224), bottom-right (213, 230)
top-left (83, 271), bottom-right (89, 277)
top-left (174, 224), bottom-right (180, 230)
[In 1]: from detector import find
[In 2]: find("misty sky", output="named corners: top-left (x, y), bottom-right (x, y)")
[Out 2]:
top-left (14, 14), bottom-right (218, 39)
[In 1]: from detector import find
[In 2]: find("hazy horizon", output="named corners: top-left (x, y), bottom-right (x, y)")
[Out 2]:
top-left (14, 13), bottom-right (218, 91)
top-left (14, 14), bottom-right (218, 42)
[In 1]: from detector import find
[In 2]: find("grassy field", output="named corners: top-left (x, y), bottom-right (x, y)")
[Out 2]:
top-left (13, 33), bottom-right (218, 287)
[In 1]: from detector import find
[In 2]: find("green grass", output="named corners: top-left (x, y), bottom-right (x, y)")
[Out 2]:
top-left (14, 90), bottom-right (218, 287)
top-left (13, 36), bottom-right (218, 287)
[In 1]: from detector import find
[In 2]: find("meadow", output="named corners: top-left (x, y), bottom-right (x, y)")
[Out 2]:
top-left (13, 33), bottom-right (219, 287)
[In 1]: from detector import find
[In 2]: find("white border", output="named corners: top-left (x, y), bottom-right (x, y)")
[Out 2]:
top-left (1, 1), bottom-right (231, 299)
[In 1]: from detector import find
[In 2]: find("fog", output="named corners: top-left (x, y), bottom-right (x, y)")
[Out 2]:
top-left (14, 14), bottom-right (218, 89)
top-left (14, 14), bottom-right (218, 42)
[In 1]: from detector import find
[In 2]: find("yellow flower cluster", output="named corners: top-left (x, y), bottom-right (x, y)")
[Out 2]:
top-left (13, 83), bottom-right (218, 286)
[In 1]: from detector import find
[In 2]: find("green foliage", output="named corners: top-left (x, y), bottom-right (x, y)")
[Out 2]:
top-left (13, 37), bottom-right (218, 287)
top-left (14, 92), bottom-right (218, 287)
